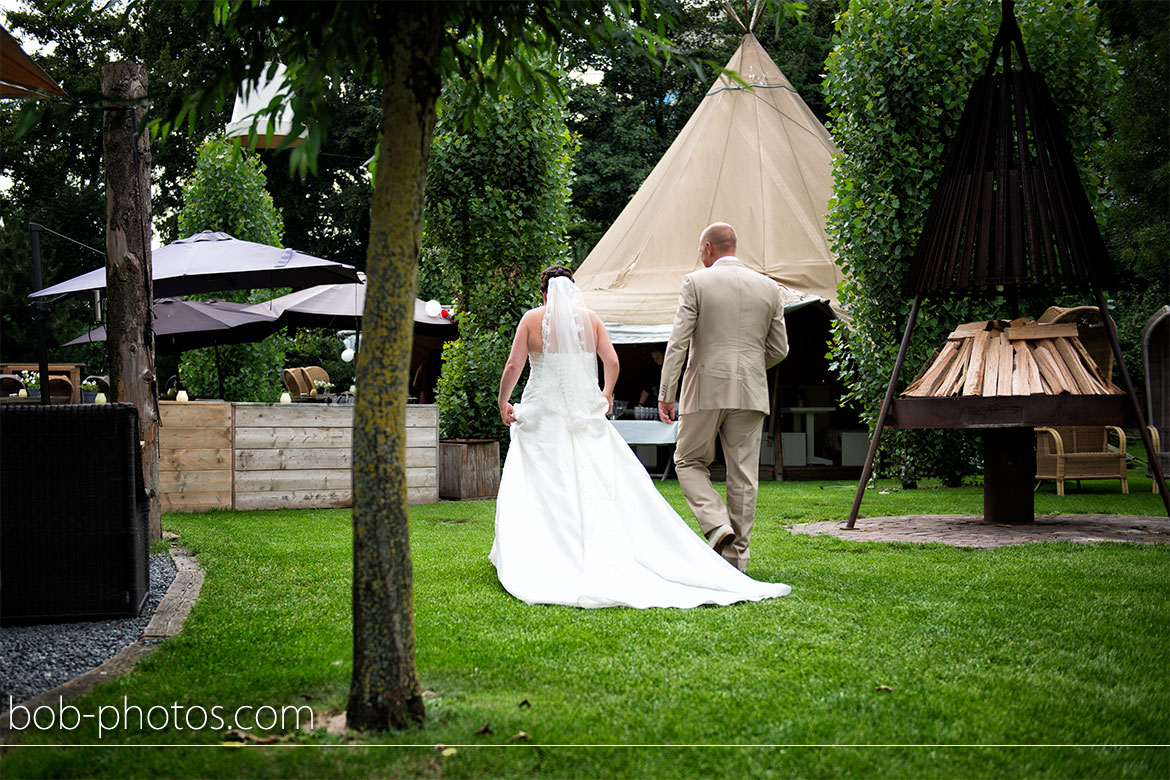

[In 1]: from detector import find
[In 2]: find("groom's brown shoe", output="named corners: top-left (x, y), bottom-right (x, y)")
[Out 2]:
top-left (706, 523), bottom-right (735, 553)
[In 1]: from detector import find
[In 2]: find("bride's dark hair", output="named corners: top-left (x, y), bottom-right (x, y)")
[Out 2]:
top-left (540, 265), bottom-right (573, 294)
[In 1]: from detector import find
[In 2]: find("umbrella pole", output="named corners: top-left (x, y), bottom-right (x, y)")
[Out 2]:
top-left (354, 325), bottom-right (362, 388)
top-left (215, 344), bottom-right (224, 400)
top-left (29, 224), bottom-right (51, 406)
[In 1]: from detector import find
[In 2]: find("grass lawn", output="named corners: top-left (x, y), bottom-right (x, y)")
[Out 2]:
top-left (2, 464), bottom-right (1167, 778)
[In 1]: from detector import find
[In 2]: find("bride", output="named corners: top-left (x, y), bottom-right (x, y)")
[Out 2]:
top-left (490, 265), bottom-right (791, 608)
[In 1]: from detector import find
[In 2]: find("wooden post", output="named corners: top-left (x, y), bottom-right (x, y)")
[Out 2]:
top-left (982, 427), bottom-right (1035, 523)
top-left (768, 364), bottom-right (783, 481)
top-left (102, 62), bottom-right (160, 541)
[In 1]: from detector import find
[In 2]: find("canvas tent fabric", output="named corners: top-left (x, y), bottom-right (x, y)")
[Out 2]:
top-left (246, 280), bottom-right (367, 328)
top-left (224, 62), bottom-right (305, 149)
top-left (573, 33), bottom-right (844, 341)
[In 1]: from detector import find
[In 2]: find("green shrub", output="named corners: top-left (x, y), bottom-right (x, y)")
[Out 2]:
top-left (435, 312), bottom-right (512, 447)
top-left (176, 139), bottom-right (288, 401)
top-left (423, 77), bottom-right (575, 447)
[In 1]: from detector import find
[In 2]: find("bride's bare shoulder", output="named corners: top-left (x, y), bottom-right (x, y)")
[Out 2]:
top-left (519, 307), bottom-right (545, 335)
top-left (583, 308), bottom-right (608, 331)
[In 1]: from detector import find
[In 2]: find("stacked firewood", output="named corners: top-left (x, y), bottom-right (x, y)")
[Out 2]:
top-left (903, 319), bottom-right (1120, 398)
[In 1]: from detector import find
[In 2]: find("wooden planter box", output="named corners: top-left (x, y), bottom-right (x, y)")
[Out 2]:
top-left (439, 439), bottom-right (500, 500)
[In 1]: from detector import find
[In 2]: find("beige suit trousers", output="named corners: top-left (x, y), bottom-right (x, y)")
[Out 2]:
top-left (674, 407), bottom-right (765, 571)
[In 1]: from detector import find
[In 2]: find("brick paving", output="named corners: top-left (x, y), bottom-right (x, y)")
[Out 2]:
top-left (788, 514), bottom-right (1170, 549)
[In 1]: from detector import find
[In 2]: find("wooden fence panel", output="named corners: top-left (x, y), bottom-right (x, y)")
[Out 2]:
top-left (235, 489), bottom-right (353, 511)
top-left (235, 447), bottom-right (353, 471)
top-left (158, 402), bottom-right (439, 510)
top-left (406, 406), bottom-right (440, 503)
top-left (158, 401), bottom-right (234, 513)
top-left (234, 404), bottom-right (354, 428)
top-left (235, 426), bottom-right (352, 449)
top-left (231, 403), bottom-right (440, 509)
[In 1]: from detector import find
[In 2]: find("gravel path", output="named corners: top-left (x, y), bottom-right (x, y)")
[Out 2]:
top-left (0, 553), bottom-right (176, 706)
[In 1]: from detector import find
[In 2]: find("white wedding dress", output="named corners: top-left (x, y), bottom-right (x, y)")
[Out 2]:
top-left (489, 278), bottom-right (791, 609)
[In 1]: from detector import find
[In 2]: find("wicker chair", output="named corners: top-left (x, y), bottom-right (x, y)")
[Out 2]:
top-left (282, 367), bottom-right (309, 396)
top-left (1032, 307), bottom-right (1129, 495)
top-left (1035, 426), bottom-right (1128, 495)
top-left (0, 373), bottom-right (25, 396)
top-left (84, 374), bottom-right (111, 395)
top-left (303, 365), bottom-right (330, 392)
top-left (47, 375), bottom-right (73, 403)
top-left (1143, 306), bottom-right (1169, 494)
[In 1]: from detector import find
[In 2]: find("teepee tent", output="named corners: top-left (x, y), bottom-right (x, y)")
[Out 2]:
top-left (574, 21), bottom-right (844, 343)
top-left (576, 12), bottom-right (865, 479)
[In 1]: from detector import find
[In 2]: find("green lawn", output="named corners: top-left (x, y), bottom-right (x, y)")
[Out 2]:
top-left (2, 467), bottom-right (1167, 779)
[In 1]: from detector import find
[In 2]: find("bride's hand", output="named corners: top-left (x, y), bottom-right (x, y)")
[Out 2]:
top-left (499, 400), bottom-right (516, 426)
top-left (602, 391), bottom-right (613, 416)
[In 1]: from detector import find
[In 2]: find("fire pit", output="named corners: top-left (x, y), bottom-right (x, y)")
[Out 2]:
top-left (846, 1), bottom-right (1168, 527)
top-left (885, 317), bottom-right (1129, 524)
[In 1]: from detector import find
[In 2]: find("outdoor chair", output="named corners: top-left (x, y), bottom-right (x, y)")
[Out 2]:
top-left (84, 374), bottom-right (111, 395)
top-left (1035, 426), bottom-right (1129, 496)
top-left (1143, 306), bottom-right (1169, 494)
top-left (0, 373), bottom-right (25, 395)
top-left (1038, 305), bottom-right (1114, 384)
top-left (296, 367), bottom-right (317, 394)
top-left (281, 367), bottom-right (298, 395)
top-left (303, 365), bottom-right (330, 391)
top-left (1150, 426), bottom-right (1165, 495)
top-left (282, 367), bottom-right (309, 396)
top-left (47, 375), bottom-right (73, 403)
top-left (1, 402), bottom-right (149, 624)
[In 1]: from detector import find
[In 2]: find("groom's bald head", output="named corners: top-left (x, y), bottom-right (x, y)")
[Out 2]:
top-left (698, 222), bottom-right (737, 267)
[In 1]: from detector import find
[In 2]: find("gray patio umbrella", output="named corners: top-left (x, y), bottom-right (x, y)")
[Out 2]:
top-left (247, 279), bottom-right (457, 335)
top-left (64, 298), bottom-right (282, 398)
top-left (30, 231), bottom-right (361, 300)
top-left (64, 297), bottom-right (281, 352)
top-left (247, 279), bottom-right (367, 329)
top-left (248, 281), bottom-right (458, 402)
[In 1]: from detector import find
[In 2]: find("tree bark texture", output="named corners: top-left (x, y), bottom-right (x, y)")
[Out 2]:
top-left (348, 4), bottom-right (443, 732)
top-left (102, 62), bottom-right (160, 541)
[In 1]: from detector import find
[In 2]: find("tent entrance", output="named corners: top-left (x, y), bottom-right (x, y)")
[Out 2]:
top-left (607, 303), bottom-right (864, 481)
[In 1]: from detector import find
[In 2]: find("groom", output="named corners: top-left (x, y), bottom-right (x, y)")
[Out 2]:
top-left (658, 222), bottom-right (789, 571)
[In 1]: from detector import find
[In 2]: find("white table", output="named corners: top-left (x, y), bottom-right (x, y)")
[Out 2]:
top-left (780, 406), bottom-right (835, 466)
top-left (610, 419), bottom-right (677, 479)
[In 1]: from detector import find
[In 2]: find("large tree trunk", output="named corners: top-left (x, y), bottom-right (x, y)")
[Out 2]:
top-left (102, 62), bottom-right (160, 542)
top-left (347, 4), bottom-right (443, 732)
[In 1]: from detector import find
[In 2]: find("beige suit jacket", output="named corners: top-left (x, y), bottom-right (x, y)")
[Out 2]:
top-left (659, 257), bottom-right (789, 415)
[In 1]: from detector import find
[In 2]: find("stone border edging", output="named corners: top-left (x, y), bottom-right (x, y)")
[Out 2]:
top-left (0, 534), bottom-right (203, 739)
